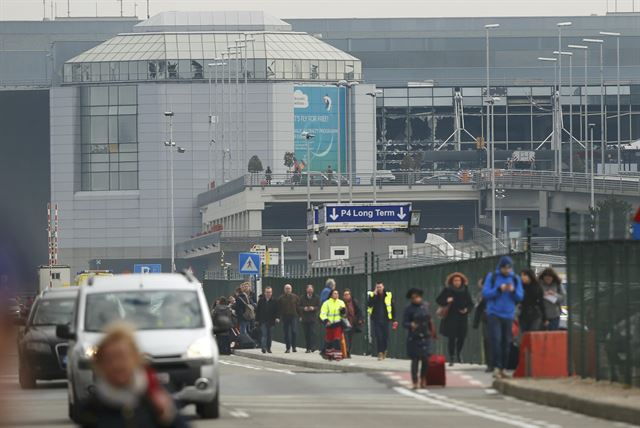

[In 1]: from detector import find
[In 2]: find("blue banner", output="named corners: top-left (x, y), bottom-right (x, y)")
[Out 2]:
top-left (323, 203), bottom-right (412, 230)
top-left (294, 85), bottom-right (346, 173)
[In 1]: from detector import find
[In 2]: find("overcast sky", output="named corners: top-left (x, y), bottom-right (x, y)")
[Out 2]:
top-left (0, 0), bottom-right (633, 20)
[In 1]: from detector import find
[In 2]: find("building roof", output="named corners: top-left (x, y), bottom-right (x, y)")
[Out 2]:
top-left (134, 10), bottom-right (292, 32)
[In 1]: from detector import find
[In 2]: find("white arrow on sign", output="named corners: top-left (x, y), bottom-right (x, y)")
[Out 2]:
top-left (329, 207), bottom-right (339, 221)
top-left (398, 206), bottom-right (406, 220)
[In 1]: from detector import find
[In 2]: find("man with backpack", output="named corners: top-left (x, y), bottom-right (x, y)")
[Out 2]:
top-left (482, 256), bottom-right (524, 379)
top-left (211, 297), bottom-right (234, 355)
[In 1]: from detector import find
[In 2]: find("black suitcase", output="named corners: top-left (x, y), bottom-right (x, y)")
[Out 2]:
top-left (235, 333), bottom-right (257, 349)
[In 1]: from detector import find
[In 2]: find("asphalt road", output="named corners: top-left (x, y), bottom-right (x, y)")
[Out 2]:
top-left (0, 355), bottom-right (634, 428)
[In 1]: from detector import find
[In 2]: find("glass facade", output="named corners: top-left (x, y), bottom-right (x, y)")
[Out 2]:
top-left (64, 32), bottom-right (361, 84)
top-left (80, 85), bottom-right (138, 191)
top-left (377, 85), bottom-right (640, 171)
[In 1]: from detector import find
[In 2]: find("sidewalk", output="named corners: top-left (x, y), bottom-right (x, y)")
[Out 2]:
top-left (494, 377), bottom-right (640, 426)
top-left (234, 341), bottom-right (481, 373)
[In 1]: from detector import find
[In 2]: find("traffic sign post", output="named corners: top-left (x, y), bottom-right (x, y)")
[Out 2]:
top-left (238, 252), bottom-right (261, 275)
top-left (321, 203), bottom-right (412, 230)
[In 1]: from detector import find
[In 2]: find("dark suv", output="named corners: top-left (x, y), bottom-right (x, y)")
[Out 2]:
top-left (17, 288), bottom-right (78, 389)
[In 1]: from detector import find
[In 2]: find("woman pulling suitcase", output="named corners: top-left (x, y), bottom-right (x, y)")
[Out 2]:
top-left (402, 288), bottom-right (437, 389)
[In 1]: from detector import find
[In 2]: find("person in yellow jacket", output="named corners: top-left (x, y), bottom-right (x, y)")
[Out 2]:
top-left (367, 281), bottom-right (398, 360)
top-left (319, 289), bottom-right (346, 358)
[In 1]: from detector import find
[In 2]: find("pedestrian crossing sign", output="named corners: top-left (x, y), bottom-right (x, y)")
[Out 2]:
top-left (239, 252), bottom-right (261, 275)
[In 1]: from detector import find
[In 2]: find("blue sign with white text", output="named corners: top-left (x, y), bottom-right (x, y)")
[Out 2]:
top-left (239, 253), bottom-right (261, 275)
top-left (323, 203), bottom-right (412, 229)
top-left (134, 264), bottom-right (162, 274)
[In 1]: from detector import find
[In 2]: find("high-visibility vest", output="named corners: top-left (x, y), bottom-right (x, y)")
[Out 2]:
top-left (319, 298), bottom-right (346, 324)
top-left (367, 291), bottom-right (393, 319)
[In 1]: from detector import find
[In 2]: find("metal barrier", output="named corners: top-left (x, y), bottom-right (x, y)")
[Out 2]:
top-left (567, 240), bottom-right (640, 387)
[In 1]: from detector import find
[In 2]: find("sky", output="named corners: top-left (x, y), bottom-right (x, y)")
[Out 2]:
top-left (0, 0), bottom-right (635, 21)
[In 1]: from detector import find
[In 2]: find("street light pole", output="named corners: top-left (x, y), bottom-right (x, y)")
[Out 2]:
top-left (601, 32), bottom-right (622, 172)
top-left (555, 50), bottom-right (574, 173)
top-left (569, 44), bottom-right (589, 174)
top-left (589, 123), bottom-right (596, 208)
top-left (557, 22), bottom-right (572, 180)
top-left (366, 90), bottom-right (382, 203)
top-left (485, 96), bottom-right (500, 254)
top-left (584, 38), bottom-right (605, 174)
top-left (302, 132), bottom-right (315, 209)
top-left (164, 112), bottom-right (186, 273)
top-left (220, 53), bottom-right (228, 183)
top-left (485, 24), bottom-right (500, 170)
top-left (539, 57), bottom-right (558, 173)
top-left (345, 81), bottom-right (359, 203)
top-left (280, 235), bottom-right (292, 277)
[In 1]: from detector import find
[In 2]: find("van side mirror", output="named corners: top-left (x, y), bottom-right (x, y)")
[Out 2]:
top-left (56, 324), bottom-right (76, 341)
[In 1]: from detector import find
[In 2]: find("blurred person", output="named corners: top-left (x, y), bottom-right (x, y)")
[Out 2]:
top-left (519, 269), bottom-right (546, 333)
top-left (436, 272), bottom-right (474, 366)
top-left (473, 279), bottom-right (493, 373)
top-left (211, 297), bottom-right (233, 355)
top-left (402, 288), bottom-right (434, 389)
top-left (256, 287), bottom-right (279, 354)
top-left (320, 278), bottom-right (336, 304)
top-left (277, 284), bottom-right (300, 353)
top-left (538, 268), bottom-right (565, 331)
top-left (79, 322), bottom-right (188, 427)
top-left (483, 256), bottom-right (524, 379)
top-left (319, 289), bottom-right (346, 359)
top-left (235, 282), bottom-right (255, 336)
top-left (299, 284), bottom-right (320, 353)
top-left (367, 281), bottom-right (398, 360)
top-left (342, 289), bottom-right (364, 358)
top-left (264, 166), bottom-right (272, 185)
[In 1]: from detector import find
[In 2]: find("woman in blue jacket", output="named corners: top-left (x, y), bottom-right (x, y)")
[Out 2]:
top-left (482, 256), bottom-right (524, 379)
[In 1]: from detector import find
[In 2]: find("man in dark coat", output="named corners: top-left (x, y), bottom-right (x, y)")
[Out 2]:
top-left (256, 287), bottom-right (279, 353)
top-left (298, 284), bottom-right (320, 353)
top-left (436, 272), bottom-right (474, 366)
top-left (342, 289), bottom-right (364, 358)
top-left (277, 284), bottom-right (300, 353)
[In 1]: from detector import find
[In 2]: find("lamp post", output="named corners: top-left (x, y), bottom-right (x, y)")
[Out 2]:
top-left (569, 44), bottom-right (589, 174)
top-left (485, 24), bottom-right (500, 169)
top-left (589, 123), bottom-right (596, 208)
top-left (220, 52), bottom-right (228, 183)
top-left (538, 57), bottom-right (558, 173)
top-left (555, 50), bottom-right (574, 173)
top-left (584, 38), bottom-right (604, 173)
top-left (280, 235), bottom-right (292, 277)
top-left (164, 111), bottom-right (187, 273)
top-left (600, 31), bottom-right (622, 172)
top-left (238, 35), bottom-right (255, 183)
top-left (366, 90), bottom-right (382, 203)
top-left (344, 81), bottom-right (359, 203)
top-left (556, 22), bottom-right (571, 179)
top-left (302, 131), bottom-right (316, 209)
top-left (485, 96), bottom-right (500, 254)
top-left (207, 60), bottom-right (226, 188)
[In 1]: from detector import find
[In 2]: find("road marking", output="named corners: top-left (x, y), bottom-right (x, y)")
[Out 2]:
top-left (394, 387), bottom-right (542, 428)
top-left (229, 409), bottom-right (250, 418)
top-left (219, 359), bottom-right (295, 375)
top-left (485, 388), bottom-right (498, 394)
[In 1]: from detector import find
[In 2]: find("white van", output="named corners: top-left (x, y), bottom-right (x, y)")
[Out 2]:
top-left (57, 272), bottom-right (220, 421)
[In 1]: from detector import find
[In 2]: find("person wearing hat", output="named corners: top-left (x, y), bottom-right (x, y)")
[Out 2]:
top-left (436, 272), bottom-right (474, 366)
top-left (402, 288), bottom-right (435, 389)
top-left (482, 256), bottom-right (524, 379)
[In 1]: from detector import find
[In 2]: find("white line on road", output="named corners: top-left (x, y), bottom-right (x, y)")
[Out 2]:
top-left (394, 387), bottom-right (542, 428)
top-left (485, 388), bottom-right (498, 394)
top-left (229, 409), bottom-right (250, 418)
top-left (219, 359), bottom-right (295, 375)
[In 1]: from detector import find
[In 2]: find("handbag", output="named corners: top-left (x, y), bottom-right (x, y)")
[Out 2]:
top-left (436, 304), bottom-right (451, 319)
top-left (239, 295), bottom-right (255, 321)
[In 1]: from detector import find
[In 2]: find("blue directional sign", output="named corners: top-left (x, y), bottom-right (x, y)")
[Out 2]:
top-left (323, 203), bottom-right (412, 230)
top-left (238, 252), bottom-right (261, 275)
top-left (134, 264), bottom-right (162, 274)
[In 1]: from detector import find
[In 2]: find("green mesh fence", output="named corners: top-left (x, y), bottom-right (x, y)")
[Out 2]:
top-left (567, 240), bottom-right (640, 387)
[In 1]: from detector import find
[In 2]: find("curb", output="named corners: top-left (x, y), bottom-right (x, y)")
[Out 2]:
top-left (493, 379), bottom-right (640, 426)
top-left (233, 350), bottom-right (388, 373)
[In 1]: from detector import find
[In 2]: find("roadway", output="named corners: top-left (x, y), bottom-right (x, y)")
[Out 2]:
top-left (0, 354), bottom-right (630, 428)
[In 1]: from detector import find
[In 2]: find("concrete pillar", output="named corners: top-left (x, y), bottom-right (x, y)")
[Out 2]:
top-left (539, 191), bottom-right (549, 228)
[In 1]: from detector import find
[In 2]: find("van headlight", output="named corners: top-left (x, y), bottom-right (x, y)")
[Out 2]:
top-left (185, 337), bottom-right (213, 359)
top-left (83, 345), bottom-right (97, 359)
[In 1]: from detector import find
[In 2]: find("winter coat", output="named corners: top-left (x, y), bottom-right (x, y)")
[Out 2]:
top-left (320, 287), bottom-right (332, 304)
top-left (436, 285), bottom-right (474, 338)
top-left (256, 296), bottom-right (279, 326)
top-left (298, 293), bottom-right (321, 323)
top-left (235, 292), bottom-right (256, 322)
top-left (482, 266), bottom-right (524, 320)
top-left (277, 293), bottom-right (300, 319)
top-left (541, 281), bottom-right (565, 320)
top-left (402, 303), bottom-right (432, 358)
top-left (344, 298), bottom-right (364, 332)
top-left (519, 282), bottom-right (546, 328)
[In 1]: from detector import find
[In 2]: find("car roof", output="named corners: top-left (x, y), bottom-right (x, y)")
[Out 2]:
top-left (84, 273), bottom-right (201, 293)
top-left (41, 288), bottom-right (79, 299)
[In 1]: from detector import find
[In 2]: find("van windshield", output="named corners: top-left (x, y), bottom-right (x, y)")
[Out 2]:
top-left (84, 290), bottom-right (203, 332)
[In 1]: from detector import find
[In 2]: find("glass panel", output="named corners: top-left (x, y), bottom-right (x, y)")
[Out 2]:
top-left (91, 173), bottom-right (109, 191)
top-left (119, 86), bottom-right (136, 105)
top-left (90, 116), bottom-right (108, 143)
top-left (119, 143), bottom-right (137, 153)
top-left (120, 172), bottom-right (138, 190)
top-left (119, 162), bottom-right (137, 172)
top-left (118, 116), bottom-right (137, 143)
top-left (110, 172), bottom-right (119, 189)
top-left (90, 87), bottom-right (108, 105)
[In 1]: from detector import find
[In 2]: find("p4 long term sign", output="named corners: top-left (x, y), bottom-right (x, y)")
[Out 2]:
top-left (322, 203), bottom-right (412, 230)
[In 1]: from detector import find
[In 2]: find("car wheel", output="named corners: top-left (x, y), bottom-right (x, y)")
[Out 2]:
top-left (196, 388), bottom-right (220, 419)
top-left (18, 362), bottom-right (36, 389)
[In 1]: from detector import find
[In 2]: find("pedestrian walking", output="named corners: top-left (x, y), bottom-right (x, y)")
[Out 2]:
top-left (235, 282), bottom-right (256, 336)
top-left (519, 269), bottom-right (546, 333)
top-left (278, 284), bottom-right (300, 353)
top-left (319, 289), bottom-right (346, 359)
top-left (472, 279), bottom-right (493, 373)
top-left (402, 288), bottom-right (434, 389)
top-left (256, 287), bottom-right (279, 354)
top-left (211, 297), bottom-right (234, 355)
top-left (299, 284), bottom-right (320, 353)
top-left (367, 281), bottom-right (398, 360)
top-left (264, 166), bottom-right (272, 185)
top-left (436, 272), bottom-right (474, 366)
top-left (342, 289), bottom-right (364, 358)
top-left (78, 322), bottom-right (188, 428)
top-left (320, 278), bottom-right (336, 304)
top-left (538, 268), bottom-right (565, 331)
top-left (483, 256), bottom-right (524, 379)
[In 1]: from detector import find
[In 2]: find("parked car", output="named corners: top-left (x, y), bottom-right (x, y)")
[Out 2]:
top-left (416, 173), bottom-right (463, 184)
top-left (17, 288), bottom-right (78, 389)
top-left (371, 170), bottom-right (396, 184)
top-left (58, 272), bottom-right (221, 421)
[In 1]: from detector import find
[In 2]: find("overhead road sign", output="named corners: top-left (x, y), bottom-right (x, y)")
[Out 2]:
top-left (322, 203), bottom-right (412, 230)
top-left (239, 252), bottom-right (261, 275)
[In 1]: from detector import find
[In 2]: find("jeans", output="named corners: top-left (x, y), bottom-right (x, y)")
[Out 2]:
top-left (481, 321), bottom-right (493, 370)
top-left (302, 322), bottom-right (316, 351)
top-left (282, 316), bottom-right (297, 350)
top-left (345, 329), bottom-right (355, 356)
top-left (372, 319), bottom-right (390, 354)
top-left (487, 315), bottom-right (513, 370)
top-left (546, 317), bottom-right (560, 331)
top-left (410, 357), bottom-right (429, 384)
top-left (260, 323), bottom-right (273, 351)
top-left (239, 319), bottom-right (251, 336)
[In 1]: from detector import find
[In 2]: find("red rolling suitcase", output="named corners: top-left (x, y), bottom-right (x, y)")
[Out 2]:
top-left (427, 354), bottom-right (446, 386)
